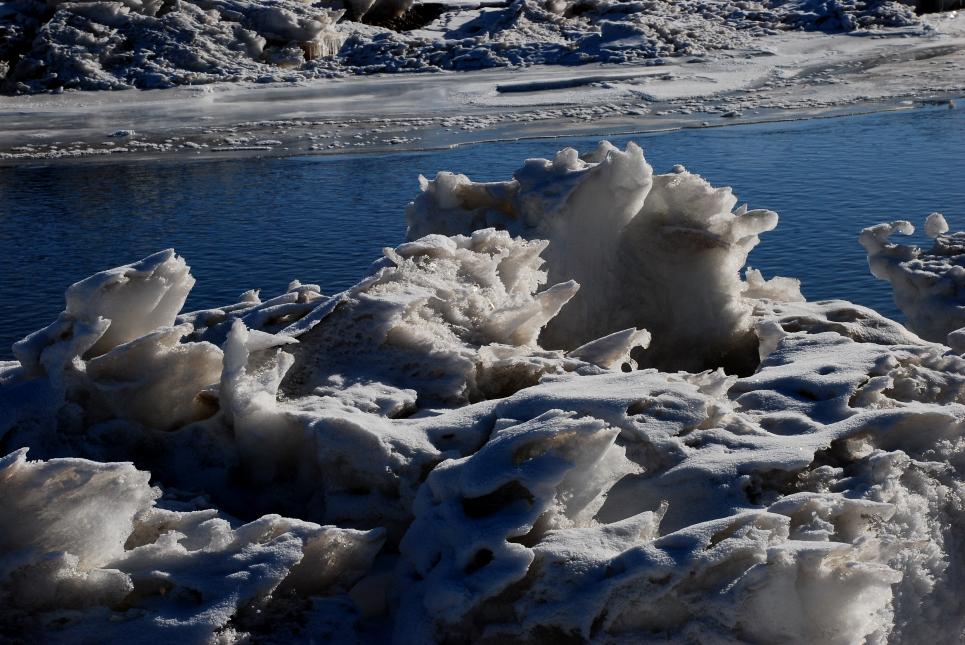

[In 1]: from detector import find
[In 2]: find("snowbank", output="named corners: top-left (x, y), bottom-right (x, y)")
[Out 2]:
top-left (340, 0), bottom-right (920, 74)
top-left (0, 0), bottom-right (923, 92)
top-left (2, 140), bottom-right (965, 643)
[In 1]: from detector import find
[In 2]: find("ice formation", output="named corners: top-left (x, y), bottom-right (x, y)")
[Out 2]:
top-left (0, 0), bottom-right (344, 91)
top-left (861, 214), bottom-right (965, 345)
top-left (0, 0), bottom-right (924, 92)
top-left (339, 0), bottom-right (921, 74)
top-left (3, 141), bottom-right (965, 643)
top-left (407, 141), bottom-right (802, 373)
top-left (0, 448), bottom-right (384, 642)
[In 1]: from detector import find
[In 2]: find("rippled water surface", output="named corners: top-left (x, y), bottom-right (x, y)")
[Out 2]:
top-left (1, 105), bottom-right (963, 357)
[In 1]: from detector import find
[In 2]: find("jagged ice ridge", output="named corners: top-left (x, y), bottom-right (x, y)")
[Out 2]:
top-left (1, 142), bottom-right (964, 643)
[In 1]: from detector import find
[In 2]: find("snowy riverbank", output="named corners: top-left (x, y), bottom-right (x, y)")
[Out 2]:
top-left (2, 141), bottom-right (964, 643)
top-left (0, 9), bottom-right (963, 164)
top-left (0, 0), bottom-right (926, 93)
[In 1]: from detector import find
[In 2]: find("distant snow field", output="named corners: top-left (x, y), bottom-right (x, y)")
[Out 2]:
top-left (3, 141), bottom-right (965, 643)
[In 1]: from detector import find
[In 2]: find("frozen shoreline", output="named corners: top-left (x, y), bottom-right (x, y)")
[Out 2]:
top-left (1, 12), bottom-right (963, 165)
top-left (3, 140), bottom-right (965, 642)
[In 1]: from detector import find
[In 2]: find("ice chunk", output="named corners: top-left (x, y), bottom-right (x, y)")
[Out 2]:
top-left (947, 326), bottom-right (965, 353)
top-left (0, 448), bottom-right (383, 640)
top-left (85, 324), bottom-right (222, 430)
top-left (0, 448), bottom-right (157, 569)
top-left (407, 141), bottom-right (792, 373)
top-left (925, 211), bottom-right (949, 238)
top-left (12, 314), bottom-right (110, 380)
top-left (283, 228), bottom-right (584, 404)
top-left (178, 278), bottom-right (325, 346)
top-left (66, 249), bottom-right (194, 356)
top-left (743, 266), bottom-right (805, 302)
top-left (566, 326), bottom-right (651, 369)
top-left (861, 216), bottom-right (965, 342)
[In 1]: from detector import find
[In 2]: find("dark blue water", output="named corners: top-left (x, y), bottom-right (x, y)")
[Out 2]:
top-left (1, 106), bottom-right (963, 358)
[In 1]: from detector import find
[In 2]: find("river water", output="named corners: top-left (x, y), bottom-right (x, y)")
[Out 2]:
top-left (1, 105), bottom-right (963, 357)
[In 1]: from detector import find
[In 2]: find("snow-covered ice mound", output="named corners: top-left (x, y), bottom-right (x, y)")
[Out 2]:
top-left (861, 213), bottom-right (965, 347)
top-left (0, 0), bottom-right (922, 92)
top-left (3, 141), bottom-right (965, 643)
top-left (407, 140), bottom-right (802, 373)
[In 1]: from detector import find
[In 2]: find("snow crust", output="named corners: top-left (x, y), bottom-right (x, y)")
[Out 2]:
top-left (0, 0), bottom-right (922, 92)
top-left (3, 141), bottom-right (965, 643)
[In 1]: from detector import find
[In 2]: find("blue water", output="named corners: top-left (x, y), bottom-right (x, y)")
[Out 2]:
top-left (1, 106), bottom-right (963, 358)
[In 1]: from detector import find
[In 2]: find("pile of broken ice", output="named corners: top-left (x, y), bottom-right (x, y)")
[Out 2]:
top-left (0, 0), bottom-right (922, 92)
top-left (3, 142), bottom-right (965, 643)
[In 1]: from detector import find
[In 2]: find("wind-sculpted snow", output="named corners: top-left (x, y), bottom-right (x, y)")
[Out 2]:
top-left (3, 141), bottom-right (965, 643)
top-left (0, 0), bottom-right (921, 92)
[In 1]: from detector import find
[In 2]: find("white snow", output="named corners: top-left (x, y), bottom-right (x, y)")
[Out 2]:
top-left (2, 141), bottom-right (965, 643)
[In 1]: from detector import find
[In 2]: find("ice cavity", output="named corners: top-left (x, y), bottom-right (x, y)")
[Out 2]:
top-left (407, 141), bottom-right (802, 373)
top-left (861, 214), bottom-right (965, 345)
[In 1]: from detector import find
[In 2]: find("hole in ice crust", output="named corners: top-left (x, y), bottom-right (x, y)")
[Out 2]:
top-left (464, 548), bottom-right (494, 574)
top-left (462, 482), bottom-right (534, 518)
